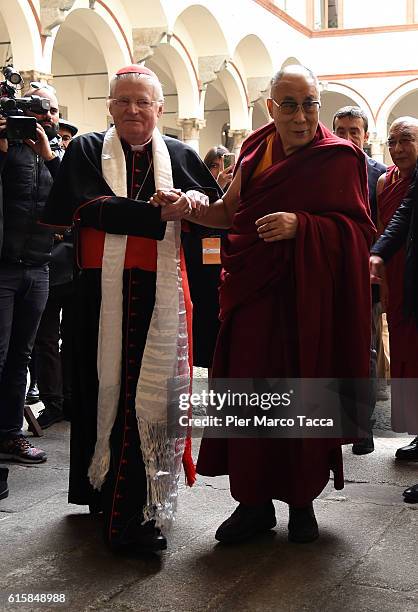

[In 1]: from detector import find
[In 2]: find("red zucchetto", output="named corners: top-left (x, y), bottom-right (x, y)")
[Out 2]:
top-left (116, 65), bottom-right (157, 78)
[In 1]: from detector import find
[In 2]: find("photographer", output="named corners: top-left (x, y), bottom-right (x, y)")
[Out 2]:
top-left (0, 82), bottom-right (61, 463)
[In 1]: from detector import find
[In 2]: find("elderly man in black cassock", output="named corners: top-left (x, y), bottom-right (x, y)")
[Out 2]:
top-left (43, 65), bottom-right (221, 553)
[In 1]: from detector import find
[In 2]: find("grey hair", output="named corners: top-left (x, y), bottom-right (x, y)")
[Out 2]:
top-left (109, 72), bottom-right (164, 102)
top-left (270, 65), bottom-right (319, 94)
top-left (389, 116), bottom-right (418, 131)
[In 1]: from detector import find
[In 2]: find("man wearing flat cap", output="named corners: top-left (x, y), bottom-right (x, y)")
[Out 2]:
top-left (43, 65), bottom-right (221, 553)
top-left (58, 119), bottom-right (78, 150)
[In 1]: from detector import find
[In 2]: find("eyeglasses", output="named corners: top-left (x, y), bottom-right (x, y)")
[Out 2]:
top-left (109, 97), bottom-right (160, 110)
top-left (387, 137), bottom-right (416, 148)
top-left (60, 135), bottom-right (72, 142)
top-left (30, 81), bottom-right (56, 94)
top-left (270, 98), bottom-right (321, 115)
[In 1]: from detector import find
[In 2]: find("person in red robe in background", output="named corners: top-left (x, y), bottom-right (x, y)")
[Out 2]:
top-left (152, 65), bottom-right (375, 543)
top-left (370, 117), bottom-right (418, 475)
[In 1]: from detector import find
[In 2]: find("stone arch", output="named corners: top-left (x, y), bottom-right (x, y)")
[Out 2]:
top-left (174, 4), bottom-right (229, 58)
top-left (0, 0), bottom-right (41, 70)
top-left (120, 0), bottom-right (168, 28)
top-left (48, 5), bottom-right (131, 134)
top-left (233, 34), bottom-right (273, 110)
top-left (147, 35), bottom-right (200, 119)
top-left (319, 82), bottom-right (375, 132)
top-left (217, 61), bottom-right (249, 131)
top-left (252, 98), bottom-right (270, 131)
top-left (281, 56), bottom-right (301, 69)
top-left (376, 79), bottom-right (418, 137)
top-left (45, 2), bottom-right (131, 78)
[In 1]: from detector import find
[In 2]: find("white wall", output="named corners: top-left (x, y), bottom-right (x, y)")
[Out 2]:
top-left (343, 0), bottom-right (408, 28)
top-left (275, 0), bottom-right (307, 24)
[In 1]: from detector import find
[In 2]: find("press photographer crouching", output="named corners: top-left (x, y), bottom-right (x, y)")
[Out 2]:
top-left (0, 70), bottom-right (62, 463)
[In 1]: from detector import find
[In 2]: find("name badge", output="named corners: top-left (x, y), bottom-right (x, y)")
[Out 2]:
top-left (202, 237), bottom-right (221, 265)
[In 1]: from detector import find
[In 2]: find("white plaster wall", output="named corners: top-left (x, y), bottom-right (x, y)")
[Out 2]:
top-left (319, 90), bottom-right (358, 130)
top-left (343, 0), bottom-right (408, 28)
top-left (279, 0), bottom-right (307, 24)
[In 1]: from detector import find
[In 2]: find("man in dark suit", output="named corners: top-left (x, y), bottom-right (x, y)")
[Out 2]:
top-left (333, 106), bottom-right (386, 455)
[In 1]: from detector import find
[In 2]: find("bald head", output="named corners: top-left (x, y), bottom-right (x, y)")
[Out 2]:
top-left (387, 116), bottom-right (418, 176)
top-left (270, 65), bottom-right (319, 97)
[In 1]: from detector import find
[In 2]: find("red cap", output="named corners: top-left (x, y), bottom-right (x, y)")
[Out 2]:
top-left (116, 65), bottom-right (157, 78)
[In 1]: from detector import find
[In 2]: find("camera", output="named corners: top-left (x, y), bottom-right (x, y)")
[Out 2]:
top-left (0, 66), bottom-right (50, 141)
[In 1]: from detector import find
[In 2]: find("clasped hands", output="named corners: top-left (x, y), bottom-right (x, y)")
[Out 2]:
top-left (150, 189), bottom-right (209, 222)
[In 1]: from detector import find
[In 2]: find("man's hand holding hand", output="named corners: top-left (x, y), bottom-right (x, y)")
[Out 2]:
top-left (256, 212), bottom-right (298, 242)
top-left (150, 188), bottom-right (182, 207)
top-left (185, 189), bottom-right (209, 218)
top-left (160, 193), bottom-right (192, 221)
top-left (370, 255), bottom-right (385, 284)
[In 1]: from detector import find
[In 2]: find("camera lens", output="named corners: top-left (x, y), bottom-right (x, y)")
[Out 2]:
top-left (3, 67), bottom-right (22, 86)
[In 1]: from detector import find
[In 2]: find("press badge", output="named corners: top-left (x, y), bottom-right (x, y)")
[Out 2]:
top-left (202, 237), bottom-right (221, 265)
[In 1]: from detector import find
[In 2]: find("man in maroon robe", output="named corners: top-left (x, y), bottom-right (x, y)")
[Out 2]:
top-left (370, 117), bottom-right (418, 469)
top-left (154, 65), bottom-right (374, 543)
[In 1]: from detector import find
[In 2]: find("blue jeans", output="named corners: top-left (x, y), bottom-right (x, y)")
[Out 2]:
top-left (0, 263), bottom-right (49, 438)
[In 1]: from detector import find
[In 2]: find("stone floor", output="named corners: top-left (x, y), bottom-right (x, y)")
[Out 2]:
top-left (0, 379), bottom-right (417, 612)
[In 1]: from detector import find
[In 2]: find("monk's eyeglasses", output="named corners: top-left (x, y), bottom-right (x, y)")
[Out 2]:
top-left (387, 137), bottom-right (416, 148)
top-left (270, 98), bottom-right (321, 115)
top-left (110, 97), bottom-right (160, 110)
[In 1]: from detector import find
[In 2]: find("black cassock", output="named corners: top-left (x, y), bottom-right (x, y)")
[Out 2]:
top-left (43, 131), bottom-right (221, 545)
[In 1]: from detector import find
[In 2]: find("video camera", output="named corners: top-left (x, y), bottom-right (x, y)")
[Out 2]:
top-left (0, 66), bottom-right (51, 141)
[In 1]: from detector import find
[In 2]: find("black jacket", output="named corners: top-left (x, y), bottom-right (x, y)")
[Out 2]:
top-left (371, 164), bottom-right (418, 325)
top-left (366, 155), bottom-right (386, 304)
top-left (0, 139), bottom-right (61, 266)
top-left (366, 155), bottom-right (386, 225)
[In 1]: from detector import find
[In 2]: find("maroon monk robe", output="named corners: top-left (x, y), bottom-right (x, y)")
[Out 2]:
top-left (197, 121), bottom-right (375, 507)
top-left (378, 166), bottom-right (418, 433)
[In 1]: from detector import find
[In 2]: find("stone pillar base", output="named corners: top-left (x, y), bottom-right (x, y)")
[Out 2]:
top-left (19, 71), bottom-right (54, 95)
top-left (177, 118), bottom-right (206, 152)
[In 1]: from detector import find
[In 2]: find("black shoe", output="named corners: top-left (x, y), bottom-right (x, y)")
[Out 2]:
top-left (395, 436), bottom-right (418, 461)
top-left (0, 467), bottom-right (9, 500)
top-left (403, 483), bottom-right (418, 503)
top-left (25, 383), bottom-right (40, 405)
top-left (109, 520), bottom-right (167, 553)
top-left (215, 501), bottom-right (276, 544)
top-left (352, 433), bottom-right (375, 455)
top-left (288, 503), bottom-right (319, 543)
top-left (37, 405), bottom-right (65, 429)
top-left (0, 435), bottom-right (47, 464)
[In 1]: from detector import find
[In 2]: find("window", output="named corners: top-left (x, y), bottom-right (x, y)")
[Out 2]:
top-left (326, 0), bottom-right (338, 27)
top-left (275, 0), bottom-right (288, 10)
top-left (313, 0), bottom-right (341, 29)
